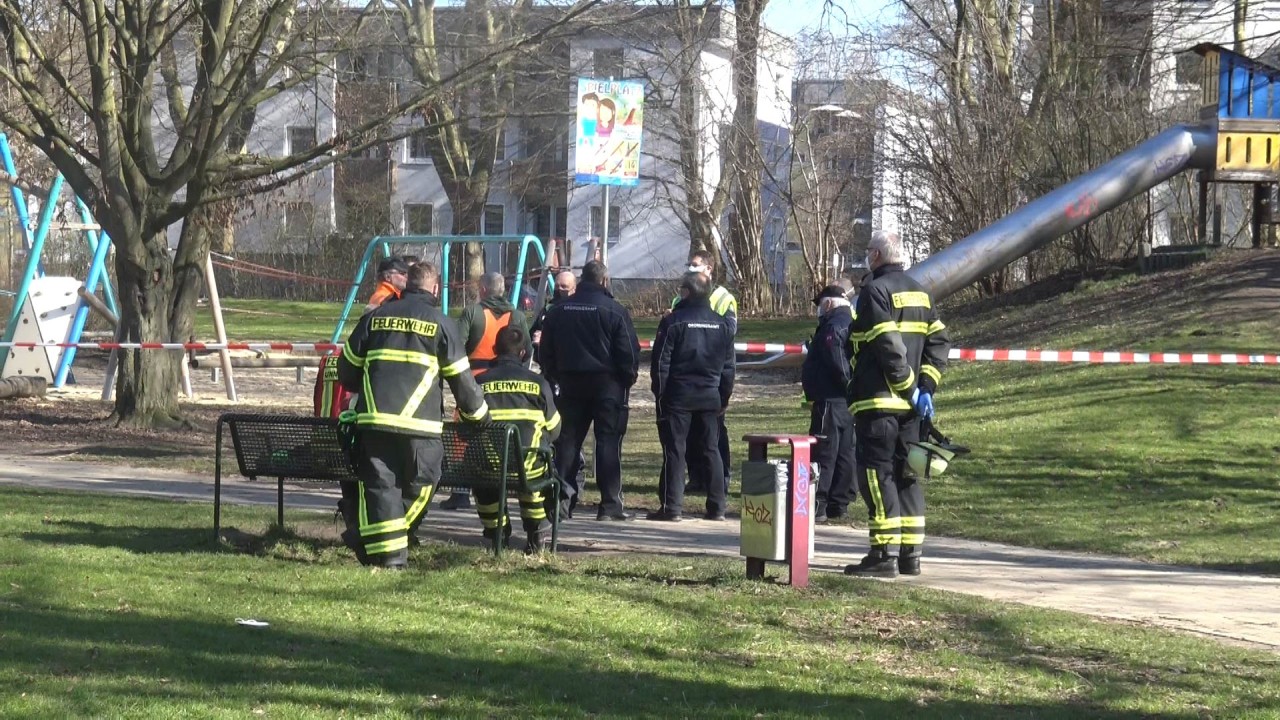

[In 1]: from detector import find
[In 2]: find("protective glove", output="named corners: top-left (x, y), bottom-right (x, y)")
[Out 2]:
top-left (913, 389), bottom-right (934, 419)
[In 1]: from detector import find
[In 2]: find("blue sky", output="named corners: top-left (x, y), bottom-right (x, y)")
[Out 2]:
top-left (761, 0), bottom-right (894, 39)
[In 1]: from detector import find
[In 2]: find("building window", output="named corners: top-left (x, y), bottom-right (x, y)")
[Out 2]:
top-left (483, 204), bottom-right (505, 235)
top-left (284, 201), bottom-right (316, 238)
top-left (287, 126), bottom-right (316, 155)
top-left (557, 129), bottom-right (570, 163)
top-left (403, 203), bottom-right (433, 235)
top-left (590, 205), bottom-right (621, 242)
top-left (593, 48), bottom-right (625, 79)
top-left (408, 130), bottom-right (432, 162)
top-left (351, 53), bottom-right (369, 81)
top-left (1175, 52), bottom-right (1203, 86)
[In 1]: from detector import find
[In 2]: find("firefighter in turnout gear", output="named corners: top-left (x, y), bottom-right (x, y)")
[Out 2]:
top-left (439, 271), bottom-right (534, 511)
top-left (673, 250), bottom-right (737, 496)
top-left (474, 326), bottom-right (561, 552)
top-left (337, 262), bottom-right (490, 568)
top-left (844, 231), bottom-right (950, 579)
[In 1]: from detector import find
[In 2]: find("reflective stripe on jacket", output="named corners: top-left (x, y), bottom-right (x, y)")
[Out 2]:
top-left (846, 264), bottom-right (950, 415)
top-left (476, 357), bottom-right (562, 479)
top-left (337, 289), bottom-right (489, 436)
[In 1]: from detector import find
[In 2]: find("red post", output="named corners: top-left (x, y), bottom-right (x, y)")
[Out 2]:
top-left (786, 438), bottom-right (813, 588)
top-left (742, 434), bottom-right (816, 588)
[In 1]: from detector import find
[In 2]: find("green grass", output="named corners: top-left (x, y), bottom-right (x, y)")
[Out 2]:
top-left (3, 487), bottom-right (1278, 718)
top-left (195, 298), bottom-right (814, 343)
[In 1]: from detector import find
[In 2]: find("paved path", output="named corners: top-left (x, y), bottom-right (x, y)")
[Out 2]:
top-left (3, 454), bottom-right (1278, 651)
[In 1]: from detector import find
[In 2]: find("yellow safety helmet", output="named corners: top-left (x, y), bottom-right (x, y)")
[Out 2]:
top-left (906, 420), bottom-right (968, 479)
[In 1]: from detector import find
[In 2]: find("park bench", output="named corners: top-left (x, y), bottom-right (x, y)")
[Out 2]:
top-left (213, 413), bottom-right (560, 555)
top-left (440, 422), bottom-right (561, 555)
top-left (213, 413), bottom-right (357, 539)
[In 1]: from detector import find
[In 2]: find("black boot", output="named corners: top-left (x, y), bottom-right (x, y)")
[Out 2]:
top-left (440, 491), bottom-right (472, 510)
top-left (814, 502), bottom-right (829, 524)
top-left (525, 531), bottom-right (548, 555)
top-left (844, 548), bottom-right (898, 578)
top-left (899, 547), bottom-right (921, 576)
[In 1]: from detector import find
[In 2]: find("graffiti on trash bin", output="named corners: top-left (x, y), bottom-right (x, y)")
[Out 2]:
top-left (743, 499), bottom-right (773, 526)
top-left (795, 464), bottom-right (811, 517)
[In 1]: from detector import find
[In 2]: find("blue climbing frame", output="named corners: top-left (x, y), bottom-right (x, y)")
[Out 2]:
top-left (329, 235), bottom-right (548, 344)
top-left (0, 132), bottom-right (120, 384)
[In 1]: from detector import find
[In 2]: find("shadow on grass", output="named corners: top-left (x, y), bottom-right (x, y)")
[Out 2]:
top-left (0, 601), bottom-right (1227, 719)
top-left (71, 444), bottom-right (203, 460)
top-left (21, 519), bottom-right (341, 562)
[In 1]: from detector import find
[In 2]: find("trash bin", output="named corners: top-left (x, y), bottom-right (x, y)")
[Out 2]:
top-left (740, 459), bottom-right (816, 562)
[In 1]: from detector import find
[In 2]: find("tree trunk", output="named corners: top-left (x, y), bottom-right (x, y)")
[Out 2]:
top-left (113, 230), bottom-right (185, 429)
top-left (450, 188), bottom-right (488, 299)
top-left (171, 206), bottom-right (218, 347)
top-left (726, 0), bottom-right (773, 314)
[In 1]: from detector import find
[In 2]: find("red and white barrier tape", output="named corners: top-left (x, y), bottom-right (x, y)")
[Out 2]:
top-left (1, 340), bottom-right (1277, 364)
top-left (949, 348), bottom-right (1280, 364)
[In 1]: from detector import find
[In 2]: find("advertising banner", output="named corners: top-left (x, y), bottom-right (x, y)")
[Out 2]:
top-left (574, 77), bottom-right (644, 186)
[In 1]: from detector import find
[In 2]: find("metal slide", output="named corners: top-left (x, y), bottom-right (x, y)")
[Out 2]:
top-left (906, 124), bottom-right (1218, 301)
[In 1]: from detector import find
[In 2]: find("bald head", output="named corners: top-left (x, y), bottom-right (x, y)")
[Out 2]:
top-left (479, 271), bottom-right (505, 299)
top-left (554, 271), bottom-right (577, 297)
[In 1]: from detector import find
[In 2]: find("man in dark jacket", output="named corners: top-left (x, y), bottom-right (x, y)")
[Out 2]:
top-left (844, 231), bottom-right (950, 579)
top-left (531, 271), bottom-right (578, 362)
top-left (337, 263), bottom-right (490, 568)
top-left (539, 260), bottom-right (640, 521)
top-left (474, 326), bottom-right (561, 553)
top-left (802, 285), bottom-right (856, 523)
top-left (647, 272), bottom-right (736, 522)
top-left (530, 270), bottom-right (584, 490)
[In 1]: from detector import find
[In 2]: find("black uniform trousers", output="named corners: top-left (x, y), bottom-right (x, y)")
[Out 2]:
top-left (854, 412), bottom-right (925, 554)
top-left (475, 455), bottom-right (550, 543)
top-left (809, 400), bottom-right (855, 514)
top-left (686, 414), bottom-right (731, 492)
top-left (553, 376), bottom-right (629, 515)
top-left (658, 407), bottom-right (727, 516)
top-left (350, 429), bottom-right (443, 566)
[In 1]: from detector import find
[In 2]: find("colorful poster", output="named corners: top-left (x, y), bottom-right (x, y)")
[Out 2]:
top-left (574, 77), bottom-right (644, 186)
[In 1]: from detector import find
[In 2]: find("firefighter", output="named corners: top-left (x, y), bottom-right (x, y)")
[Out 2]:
top-left (647, 272), bottom-right (735, 522)
top-left (439, 271), bottom-right (534, 511)
top-left (474, 325), bottom-right (561, 552)
top-left (676, 250), bottom-right (737, 496)
top-left (802, 285), bottom-right (856, 523)
top-left (538, 260), bottom-right (640, 521)
top-left (364, 257), bottom-right (409, 313)
top-left (337, 262), bottom-right (490, 569)
top-left (844, 231), bottom-right (950, 579)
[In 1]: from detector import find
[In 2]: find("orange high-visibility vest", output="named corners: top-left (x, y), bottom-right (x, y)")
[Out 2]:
top-left (469, 308), bottom-right (512, 376)
top-left (368, 281), bottom-right (400, 308)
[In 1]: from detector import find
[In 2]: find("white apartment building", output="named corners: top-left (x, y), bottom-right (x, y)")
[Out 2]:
top-left (169, 6), bottom-right (795, 285)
